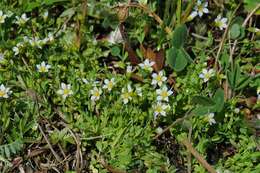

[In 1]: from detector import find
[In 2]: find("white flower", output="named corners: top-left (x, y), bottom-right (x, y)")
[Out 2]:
top-left (15, 13), bottom-right (29, 25)
top-left (152, 71), bottom-right (167, 87)
top-left (154, 102), bottom-right (169, 119)
top-left (0, 53), bottom-right (4, 62)
top-left (57, 83), bottom-right (73, 99)
top-left (139, 59), bottom-right (155, 72)
top-left (187, 11), bottom-right (198, 21)
top-left (207, 113), bottom-right (216, 125)
top-left (12, 43), bottom-right (23, 55)
top-left (126, 65), bottom-right (133, 73)
top-left (136, 87), bottom-right (142, 97)
top-left (47, 33), bottom-right (54, 42)
top-left (215, 15), bottom-right (228, 30)
top-left (103, 78), bottom-right (115, 91)
top-left (29, 37), bottom-right (42, 48)
top-left (90, 87), bottom-right (102, 101)
top-left (195, 0), bottom-right (209, 17)
top-left (0, 10), bottom-right (7, 24)
top-left (187, 0), bottom-right (208, 20)
top-left (43, 11), bottom-right (48, 20)
top-left (121, 84), bottom-right (133, 104)
top-left (82, 78), bottom-right (89, 84)
top-left (234, 108), bottom-right (240, 114)
top-left (107, 27), bottom-right (124, 44)
top-left (0, 84), bottom-right (12, 98)
top-left (199, 68), bottom-right (215, 82)
top-left (155, 127), bottom-right (163, 134)
top-left (156, 86), bottom-right (173, 102)
top-left (36, 61), bottom-right (51, 73)
top-left (6, 11), bottom-right (13, 18)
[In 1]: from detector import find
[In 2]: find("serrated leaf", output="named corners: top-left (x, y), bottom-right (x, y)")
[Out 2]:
top-left (172, 24), bottom-right (187, 49)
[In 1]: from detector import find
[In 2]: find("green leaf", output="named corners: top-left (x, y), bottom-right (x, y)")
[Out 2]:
top-left (44, 0), bottom-right (69, 5)
top-left (172, 24), bottom-right (187, 49)
top-left (191, 106), bottom-right (214, 116)
top-left (59, 8), bottom-right (75, 18)
top-left (244, 0), bottom-right (260, 15)
top-left (212, 88), bottom-right (224, 112)
top-left (191, 96), bottom-right (215, 106)
top-left (111, 46), bottom-right (121, 56)
top-left (166, 48), bottom-right (188, 72)
top-left (230, 24), bottom-right (241, 39)
top-left (235, 75), bottom-right (251, 91)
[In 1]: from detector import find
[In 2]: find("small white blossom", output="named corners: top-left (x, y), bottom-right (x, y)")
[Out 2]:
top-left (0, 53), bottom-right (4, 62)
top-left (107, 27), bottom-right (124, 44)
top-left (126, 65), bottom-right (133, 73)
top-left (0, 10), bottom-right (7, 24)
top-left (156, 86), bottom-right (173, 102)
top-left (139, 59), bottom-right (155, 72)
top-left (15, 13), bottom-right (29, 25)
top-left (152, 71), bottom-right (167, 87)
top-left (90, 87), bottom-right (102, 101)
top-left (12, 43), bottom-right (23, 55)
top-left (36, 61), bottom-right (51, 73)
top-left (43, 11), bottom-right (48, 20)
top-left (207, 113), bottom-right (216, 125)
top-left (57, 83), bottom-right (73, 99)
top-left (154, 102), bottom-right (169, 119)
top-left (121, 85), bottom-right (133, 104)
top-left (103, 78), bottom-right (115, 91)
top-left (234, 108), bottom-right (240, 114)
top-left (199, 68), bottom-right (215, 82)
top-left (0, 84), bottom-right (12, 98)
top-left (82, 78), bottom-right (89, 84)
top-left (155, 127), bottom-right (163, 134)
top-left (195, 0), bottom-right (209, 17)
top-left (215, 15), bottom-right (228, 30)
top-left (257, 87), bottom-right (260, 101)
top-left (29, 37), bottom-right (42, 48)
top-left (136, 86), bottom-right (142, 97)
top-left (187, 0), bottom-right (209, 20)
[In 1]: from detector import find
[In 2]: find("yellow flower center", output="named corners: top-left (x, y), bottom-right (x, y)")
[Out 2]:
top-left (161, 91), bottom-right (168, 98)
top-left (155, 106), bottom-right (163, 113)
top-left (156, 75), bottom-right (162, 82)
top-left (108, 82), bottom-right (113, 89)
top-left (0, 90), bottom-right (5, 97)
top-left (39, 66), bottom-right (47, 72)
top-left (63, 89), bottom-right (70, 95)
top-left (93, 90), bottom-right (100, 97)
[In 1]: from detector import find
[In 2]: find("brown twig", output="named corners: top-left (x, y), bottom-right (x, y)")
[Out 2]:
top-left (187, 127), bottom-right (192, 173)
top-left (153, 110), bottom-right (192, 139)
top-left (215, 3), bottom-right (242, 69)
top-left (181, 139), bottom-right (217, 173)
top-left (230, 4), bottom-right (260, 62)
top-left (99, 156), bottom-right (127, 173)
top-left (38, 124), bottom-right (62, 163)
top-left (121, 3), bottom-right (172, 34)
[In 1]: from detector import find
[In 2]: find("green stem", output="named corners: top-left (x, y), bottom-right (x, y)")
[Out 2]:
top-left (177, 0), bottom-right (182, 25)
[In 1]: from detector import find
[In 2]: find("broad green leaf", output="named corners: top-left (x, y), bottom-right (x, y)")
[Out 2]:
top-left (59, 8), bottom-right (75, 18)
top-left (191, 106), bottom-right (214, 116)
top-left (212, 88), bottom-right (224, 112)
top-left (166, 47), bottom-right (177, 69)
top-left (191, 96), bottom-right (215, 106)
top-left (230, 24), bottom-right (241, 39)
top-left (111, 46), bottom-right (121, 56)
top-left (172, 24), bottom-right (187, 49)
